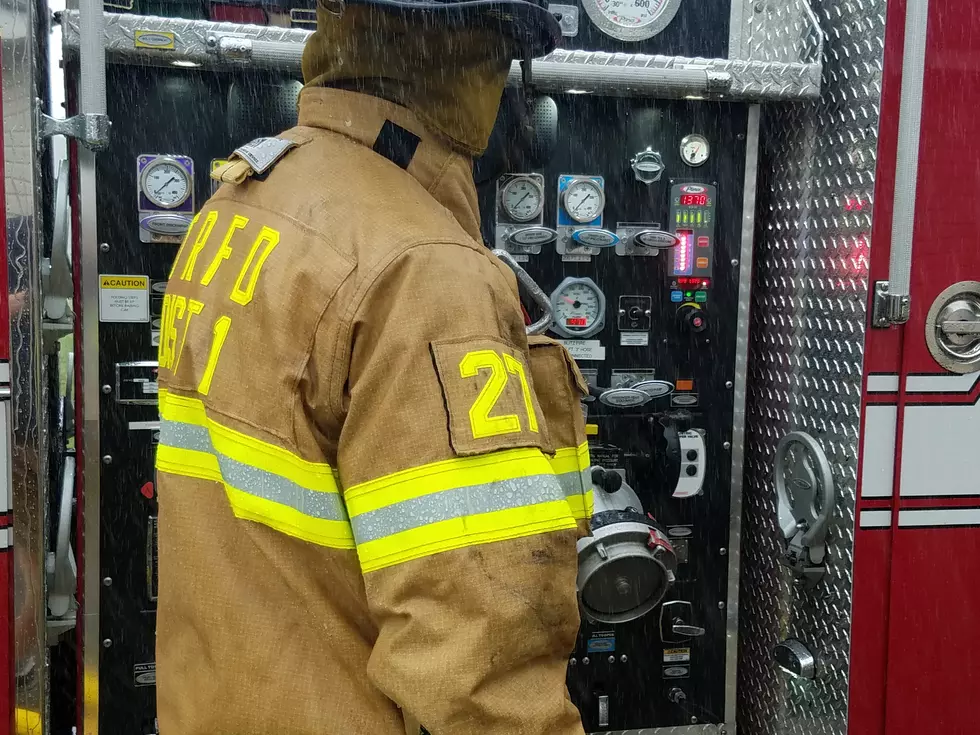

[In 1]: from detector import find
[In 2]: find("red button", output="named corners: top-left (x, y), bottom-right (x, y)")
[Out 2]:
top-left (697, 236), bottom-right (710, 247)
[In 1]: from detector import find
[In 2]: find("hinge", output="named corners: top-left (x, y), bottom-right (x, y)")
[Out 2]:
top-left (37, 99), bottom-right (111, 151)
top-left (871, 280), bottom-right (911, 328)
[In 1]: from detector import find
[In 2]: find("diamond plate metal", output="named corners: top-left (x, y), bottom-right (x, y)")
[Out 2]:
top-left (61, 10), bottom-right (824, 101)
top-left (736, 0), bottom-right (884, 733)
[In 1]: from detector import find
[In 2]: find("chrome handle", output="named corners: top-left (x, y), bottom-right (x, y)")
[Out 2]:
top-left (492, 249), bottom-right (554, 336)
top-left (940, 319), bottom-right (980, 335)
top-left (672, 621), bottom-right (705, 637)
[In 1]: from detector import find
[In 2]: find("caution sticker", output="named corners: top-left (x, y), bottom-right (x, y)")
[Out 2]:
top-left (663, 647), bottom-right (691, 663)
top-left (99, 275), bottom-right (149, 323)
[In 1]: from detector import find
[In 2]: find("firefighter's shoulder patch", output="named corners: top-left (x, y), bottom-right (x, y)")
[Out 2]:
top-left (211, 133), bottom-right (312, 185)
top-left (430, 336), bottom-right (552, 457)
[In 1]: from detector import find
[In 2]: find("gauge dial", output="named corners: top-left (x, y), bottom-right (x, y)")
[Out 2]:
top-left (501, 176), bottom-right (545, 222)
top-left (140, 157), bottom-right (191, 209)
top-left (581, 0), bottom-right (682, 41)
top-left (551, 277), bottom-right (606, 338)
top-left (562, 178), bottom-right (605, 224)
top-left (680, 134), bottom-right (710, 167)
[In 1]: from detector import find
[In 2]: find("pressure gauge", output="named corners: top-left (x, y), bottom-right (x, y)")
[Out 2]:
top-left (140, 156), bottom-right (192, 209)
top-left (551, 277), bottom-right (606, 338)
top-left (501, 176), bottom-right (545, 222)
top-left (581, 0), bottom-right (682, 42)
top-left (562, 178), bottom-right (605, 224)
top-left (680, 134), bottom-right (710, 167)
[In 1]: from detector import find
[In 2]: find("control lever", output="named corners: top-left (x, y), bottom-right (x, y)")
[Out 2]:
top-left (492, 248), bottom-right (553, 335)
top-left (775, 431), bottom-right (836, 588)
top-left (650, 409), bottom-right (693, 495)
top-left (671, 621), bottom-right (706, 637)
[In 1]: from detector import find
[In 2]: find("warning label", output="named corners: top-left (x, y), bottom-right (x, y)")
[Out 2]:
top-left (663, 647), bottom-right (691, 663)
top-left (100, 274), bottom-right (149, 323)
top-left (134, 661), bottom-right (156, 687)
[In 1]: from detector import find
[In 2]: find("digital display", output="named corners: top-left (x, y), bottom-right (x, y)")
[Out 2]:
top-left (672, 230), bottom-right (694, 276)
top-left (680, 193), bottom-right (708, 206)
top-left (676, 277), bottom-right (711, 287)
top-left (566, 317), bottom-right (588, 327)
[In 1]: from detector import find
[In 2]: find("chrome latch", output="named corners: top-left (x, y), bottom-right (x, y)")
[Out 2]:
top-left (37, 101), bottom-right (111, 151)
top-left (775, 431), bottom-right (836, 588)
top-left (871, 280), bottom-right (911, 328)
top-left (925, 281), bottom-right (980, 374)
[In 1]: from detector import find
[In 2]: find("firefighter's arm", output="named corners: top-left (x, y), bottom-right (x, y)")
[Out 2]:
top-left (333, 243), bottom-right (586, 735)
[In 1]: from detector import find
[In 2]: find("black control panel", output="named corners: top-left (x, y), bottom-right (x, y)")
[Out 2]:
top-left (78, 61), bottom-right (751, 734)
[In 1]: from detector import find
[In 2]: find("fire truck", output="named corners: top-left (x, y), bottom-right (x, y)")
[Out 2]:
top-left (0, 0), bottom-right (975, 732)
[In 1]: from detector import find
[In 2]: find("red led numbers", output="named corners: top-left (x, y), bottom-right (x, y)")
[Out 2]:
top-left (680, 193), bottom-right (708, 206)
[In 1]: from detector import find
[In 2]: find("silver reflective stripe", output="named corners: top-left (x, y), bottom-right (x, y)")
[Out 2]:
top-left (159, 418), bottom-right (349, 522)
top-left (351, 474), bottom-right (565, 544)
top-left (555, 470), bottom-right (590, 499)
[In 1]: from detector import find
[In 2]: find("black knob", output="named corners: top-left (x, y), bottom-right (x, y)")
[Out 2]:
top-left (677, 304), bottom-right (707, 333)
top-left (591, 468), bottom-right (623, 494)
top-left (686, 449), bottom-right (698, 461)
top-left (685, 465), bottom-right (698, 477)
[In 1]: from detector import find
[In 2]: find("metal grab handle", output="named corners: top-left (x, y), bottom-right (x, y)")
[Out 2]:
top-left (492, 249), bottom-right (554, 336)
top-left (877, 0), bottom-right (931, 327)
top-left (48, 455), bottom-right (77, 619)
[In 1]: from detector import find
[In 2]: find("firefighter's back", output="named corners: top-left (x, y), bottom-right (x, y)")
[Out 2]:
top-left (155, 116), bottom-right (485, 734)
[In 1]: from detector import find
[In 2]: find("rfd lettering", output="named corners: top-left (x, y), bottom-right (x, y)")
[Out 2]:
top-left (159, 210), bottom-right (280, 395)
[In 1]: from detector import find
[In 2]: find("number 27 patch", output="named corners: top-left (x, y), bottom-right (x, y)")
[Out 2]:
top-left (431, 337), bottom-right (550, 456)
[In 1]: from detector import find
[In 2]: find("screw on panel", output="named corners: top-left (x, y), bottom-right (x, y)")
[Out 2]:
top-left (721, 729), bottom-right (728, 735)
top-left (99, 242), bottom-right (110, 253)
top-left (720, 548), bottom-right (728, 556)
top-left (101, 384), bottom-right (111, 394)
top-left (725, 381), bottom-right (734, 389)
top-left (582, 657), bottom-right (590, 665)
top-left (102, 638), bottom-right (112, 648)
top-left (102, 577), bottom-right (112, 587)
top-left (608, 655), bottom-right (616, 664)
top-left (718, 601), bottom-right (726, 610)
top-left (690, 716), bottom-right (699, 724)
top-left (731, 258), bottom-right (739, 267)
top-left (569, 657), bottom-right (577, 666)
top-left (620, 654), bottom-right (628, 663)
top-left (102, 455), bottom-right (112, 465)
top-left (723, 441), bottom-right (732, 450)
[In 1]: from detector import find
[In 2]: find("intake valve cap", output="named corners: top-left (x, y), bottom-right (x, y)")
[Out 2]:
top-left (576, 470), bottom-right (678, 624)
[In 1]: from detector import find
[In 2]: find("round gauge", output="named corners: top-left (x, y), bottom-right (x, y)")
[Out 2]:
top-left (140, 157), bottom-right (191, 209)
top-left (562, 178), bottom-right (605, 224)
top-left (680, 134), bottom-right (710, 167)
top-left (550, 277), bottom-right (606, 339)
top-left (581, 0), bottom-right (683, 42)
top-left (501, 176), bottom-right (545, 222)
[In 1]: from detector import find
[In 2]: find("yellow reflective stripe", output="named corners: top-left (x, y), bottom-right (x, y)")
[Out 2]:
top-left (156, 443), bottom-right (220, 482)
top-left (356, 500), bottom-right (577, 573)
top-left (224, 486), bottom-right (355, 548)
top-left (565, 488), bottom-right (595, 520)
top-left (345, 447), bottom-right (556, 517)
top-left (157, 441), bottom-right (355, 549)
top-left (549, 442), bottom-right (591, 475)
top-left (156, 388), bottom-right (354, 549)
top-left (550, 442), bottom-right (593, 520)
top-left (159, 388), bottom-right (338, 494)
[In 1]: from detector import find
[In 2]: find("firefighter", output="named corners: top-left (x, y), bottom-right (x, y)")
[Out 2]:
top-left (154, 0), bottom-right (593, 732)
